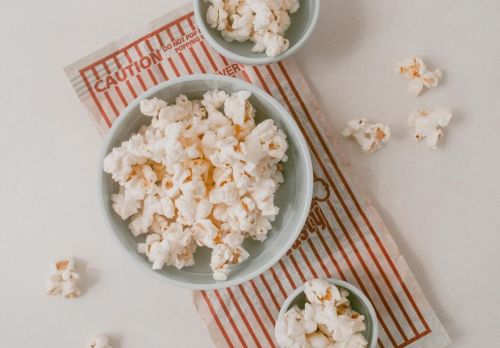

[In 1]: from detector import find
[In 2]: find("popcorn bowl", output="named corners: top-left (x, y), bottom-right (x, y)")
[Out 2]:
top-left (193, 0), bottom-right (320, 65)
top-left (99, 74), bottom-right (313, 290)
top-left (278, 279), bottom-right (379, 348)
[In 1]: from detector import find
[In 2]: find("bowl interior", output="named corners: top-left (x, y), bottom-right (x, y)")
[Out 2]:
top-left (100, 77), bottom-right (312, 289)
top-left (282, 280), bottom-right (378, 347)
top-left (195, 0), bottom-right (318, 63)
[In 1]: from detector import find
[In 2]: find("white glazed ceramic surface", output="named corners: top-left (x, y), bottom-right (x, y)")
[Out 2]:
top-left (99, 74), bottom-right (313, 290)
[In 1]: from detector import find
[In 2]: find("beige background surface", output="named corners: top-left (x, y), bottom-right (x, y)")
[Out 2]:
top-left (0, 0), bottom-right (499, 347)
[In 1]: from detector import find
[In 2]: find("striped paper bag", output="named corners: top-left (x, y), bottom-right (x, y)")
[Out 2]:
top-left (65, 3), bottom-right (451, 347)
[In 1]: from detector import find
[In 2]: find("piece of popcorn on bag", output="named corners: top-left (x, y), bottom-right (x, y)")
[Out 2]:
top-left (89, 334), bottom-right (112, 348)
top-left (46, 258), bottom-right (80, 299)
top-left (342, 119), bottom-right (391, 153)
top-left (397, 56), bottom-right (442, 96)
top-left (408, 108), bottom-right (453, 150)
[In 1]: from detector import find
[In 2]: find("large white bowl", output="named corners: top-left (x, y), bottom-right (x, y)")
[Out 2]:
top-left (99, 74), bottom-right (313, 290)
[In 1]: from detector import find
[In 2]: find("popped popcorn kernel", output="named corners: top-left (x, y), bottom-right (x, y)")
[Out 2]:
top-left (46, 258), bottom-right (80, 299)
top-left (397, 56), bottom-right (442, 96)
top-left (89, 334), bottom-right (112, 348)
top-left (342, 119), bottom-right (390, 153)
top-left (408, 108), bottom-right (453, 150)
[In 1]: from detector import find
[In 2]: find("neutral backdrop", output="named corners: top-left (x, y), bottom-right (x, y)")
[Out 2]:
top-left (1, 0), bottom-right (499, 347)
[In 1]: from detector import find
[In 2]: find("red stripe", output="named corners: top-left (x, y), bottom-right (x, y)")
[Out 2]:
top-left (145, 38), bottom-right (169, 81)
top-left (190, 46), bottom-right (207, 73)
top-left (269, 268), bottom-right (287, 298)
top-left (289, 254), bottom-right (306, 282)
top-left (104, 91), bottom-right (119, 117)
top-left (201, 291), bottom-right (234, 348)
top-left (226, 288), bottom-right (263, 348)
top-left (123, 50), bottom-right (147, 92)
top-left (114, 86), bottom-right (128, 107)
top-left (134, 45), bottom-right (158, 86)
top-left (298, 247), bottom-right (317, 279)
top-left (113, 55), bottom-right (138, 99)
top-left (79, 70), bottom-right (112, 128)
top-left (214, 290), bottom-right (248, 348)
top-left (252, 65), bottom-right (399, 346)
top-left (307, 239), bottom-right (329, 277)
top-left (168, 57), bottom-right (181, 77)
top-left (278, 260), bottom-right (296, 289)
top-left (186, 15), bottom-right (219, 72)
top-left (237, 285), bottom-right (275, 346)
top-left (278, 62), bottom-right (429, 333)
top-left (259, 274), bottom-right (281, 310)
top-left (249, 279), bottom-right (276, 324)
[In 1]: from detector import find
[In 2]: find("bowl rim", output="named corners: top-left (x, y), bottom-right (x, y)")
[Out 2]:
top-left (98, 73), bottom-right (314, 290)
top-left (278, 278), bottom-right (379, 348)
top-left (193, 0), bottom-right (321, 65)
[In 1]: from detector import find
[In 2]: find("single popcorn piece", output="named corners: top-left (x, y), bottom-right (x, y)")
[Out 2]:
top-left (408, 109), bottom-right (453, 150)
top-left (206, 0), bottom-right (299, 58)
top-left (104, 90), bottom-right (288, 280)
top-left (342, 119), bottom-right (390, 153)
top-left (305, 279), bottom-right (343, 305)
top-left (397, 56), bottom-right (442, 96)
top-left (46, 258), bottom-right (80, 299)
top-left (275, 279), bottom-right (368, 348)
top-left (89, 334), bottom-right (112, 348)
top-left (275, 306), bottom-right (307, 348)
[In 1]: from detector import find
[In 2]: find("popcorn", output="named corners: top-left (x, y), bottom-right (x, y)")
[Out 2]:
top-left (342, 119), bottom-right (390, 153)
top-left (46, 258), bottom-right (80, 299)
top-left (104, 90), bottom-right (288, 280)
top-left (275, 306), bottom-right (307, 348)
top-left (206, 0), bottom-right (300, 57)
top-left (304, 278), bottom-right (342, 305)
top-left (397, 56), bottom-right (442, 96)
top-left (408, 108), bottom-right (453, 150)
top-left (275, 279), bottom-right (368, 348)
top-left (89, 334), bottom-right (112, 348)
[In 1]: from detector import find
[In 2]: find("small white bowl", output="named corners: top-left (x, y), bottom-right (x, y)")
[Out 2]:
top-left (193, 0), bottom-right (321, 65)
top-left (99, 74), bottom-right (313, 290)
top-left (278, 279), bottom-right (379, 348)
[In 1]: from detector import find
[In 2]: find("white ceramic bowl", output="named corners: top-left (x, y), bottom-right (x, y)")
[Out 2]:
top-left (193, 0), bottom-right (321, 65)
top-left (278, 279), bottom-right (379, 348)
top-left (99, 74), bottom-right (313, 290)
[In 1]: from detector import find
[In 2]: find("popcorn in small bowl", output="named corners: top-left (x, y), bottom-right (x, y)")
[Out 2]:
top-left (194, 0), bottom-right (321, 65)
top-left (275, 279), bottom-right (378, 348)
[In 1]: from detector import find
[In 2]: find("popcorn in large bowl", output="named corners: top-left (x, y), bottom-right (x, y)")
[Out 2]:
top-left (99, 75), bottom-right (313, 289)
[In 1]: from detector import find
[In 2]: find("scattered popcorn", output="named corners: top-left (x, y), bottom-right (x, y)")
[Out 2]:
top-left (275, 279), bottom-right (368, 348)
top-left (104, 90), bottom-right (288, 280)
top-left (46, 258), bottom-right (80, 299)
top-left (397, 56), bottom-right (442, 96)
top-left (342, 119), bottom-right (390, 153)
top-left (206, 0), bottom-right (300, 57)
top-left (408, 109), bottom-right (453, 150)
top-left (89, 334), bottom-right (112, 348)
